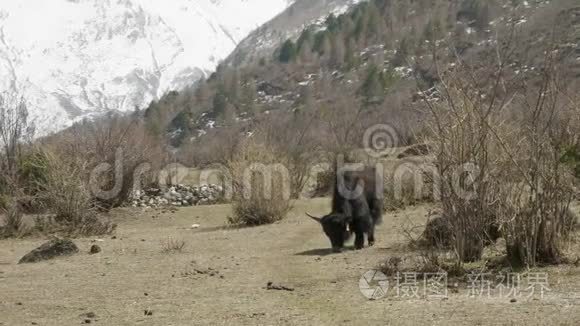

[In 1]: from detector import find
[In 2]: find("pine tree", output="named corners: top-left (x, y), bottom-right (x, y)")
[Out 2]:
top-left (278, 39), bottom-right (297, 63)
top-left (392, 37), bottom-right (411, 67)
top-left (298, 41), bottom-right (313, 64)
top-left (222, 102), bottom-right (236, 125)
top-left (296, 28), bottom-right (314, 54)
top-left (326, 14), bottom-right (340, 33)
top-left (360, 64), bottom-right (385, 106)
top-left (241, 79), bottom-right (257, 115)
top-left (212, 85), bottom-right (228, 118)
top-left (344, 38), bottom-right (357, 70)
top-left (330, 35), bottom-right (346, 68)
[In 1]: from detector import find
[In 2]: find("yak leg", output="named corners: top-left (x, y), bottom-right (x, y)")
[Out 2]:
top-left (367, 223), bottom-right (375, 247)
top-left (353, 218), bottom-right (366, 250)
top-left (354, 231), bottom-right (365, 250)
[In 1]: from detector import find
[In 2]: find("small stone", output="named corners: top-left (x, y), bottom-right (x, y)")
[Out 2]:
top-left (510, 298), bottom-right (517, 303)
top-left (84, 312), bottom-right (96, 319)
top-left (144, 309), bottom-right (153, 316)
top-left (89, 245), bottom-right (101, 255)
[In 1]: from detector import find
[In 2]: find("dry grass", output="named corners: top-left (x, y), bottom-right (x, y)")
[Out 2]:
top-left (0, 200), bottom-right (579, 325)
top-left (161, 238), bottom-right (187, 253)
top-left (33, 153), bottom-right (115, 237)
top-left (225, 139), bottom-right (293, 226)
top-left (0, 202), bottom-right (28, 239)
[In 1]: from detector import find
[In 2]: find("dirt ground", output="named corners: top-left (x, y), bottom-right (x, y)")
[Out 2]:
top-left (1, 199), bottom-right (579, 326)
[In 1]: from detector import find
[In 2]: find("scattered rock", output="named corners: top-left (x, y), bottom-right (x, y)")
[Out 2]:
top-left (81, 312), bottom-right (96, 319)
top-left (89, 245), bottom-right (101, 255)
top-left (129, 184), bottom-right (224, 208)
top-left (144, 309), bottom-right (153, 316)
top-left (266, 282), bottom-right (294, 292)
top-left (80, 312), bottom-right (97, 324)
top-left (257, 81), bottom-right (284, 96)
top-left (18, 239), bottom-right (79, 264)
top-left (510, 298), bottom-right (517, 303)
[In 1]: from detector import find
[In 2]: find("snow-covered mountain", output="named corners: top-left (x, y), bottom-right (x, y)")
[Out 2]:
top-left (0, 0), bottom-right (293, 135)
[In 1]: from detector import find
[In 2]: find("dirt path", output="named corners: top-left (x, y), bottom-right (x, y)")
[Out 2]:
top-left (1, 199), bottom-right (579, 325)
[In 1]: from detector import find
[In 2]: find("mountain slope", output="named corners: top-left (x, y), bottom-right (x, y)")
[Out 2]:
top-left (0, 0), bottom-right (293, 135)
top-left (226, 0), bottom-right (365, 67)
top-left (144, 0), bottom-right (580, 161)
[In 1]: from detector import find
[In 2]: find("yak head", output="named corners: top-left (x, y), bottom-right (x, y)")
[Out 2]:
top-left (307, 213), bottom-right (352, 252)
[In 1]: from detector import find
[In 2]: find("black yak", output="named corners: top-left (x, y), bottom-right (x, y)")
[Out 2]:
top-left (308, 166), bottom-right (383, 252)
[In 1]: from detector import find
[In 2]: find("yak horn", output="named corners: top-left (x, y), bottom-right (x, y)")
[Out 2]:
top-left (306, 213), bottom-right (322, 223)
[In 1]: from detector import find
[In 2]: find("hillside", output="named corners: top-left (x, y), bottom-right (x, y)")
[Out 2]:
top-left (226, 0), bottom-right (365, 67)
top-left (142, 0), bottom-right (580, 166)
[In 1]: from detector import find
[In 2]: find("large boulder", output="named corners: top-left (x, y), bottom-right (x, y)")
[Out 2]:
top-left (18, 238), bottom-right (79, 264)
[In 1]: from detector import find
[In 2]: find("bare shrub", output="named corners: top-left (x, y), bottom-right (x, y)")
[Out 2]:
top-left (424, 83), bottom-right (505, 262)
top-left (423, 25), bottom-right (577, 266)
top-left (0, 194), bottom-right (8, 212)
top-left (0, 202), bottom-right (28, 239)
top-left (310, 168), bottom-right (334, 197)
top-left (0, 91), bottom-right (35, 194)
top-left (257, 111), bottom-right (321, 198)
top-left (383, 168), bottom-right (425, 212)
top-left (420, 214), bottom-right (454, 249)
top-left (161, 238), bottom-right (187, 253)
top-left (35, 153), bottom-right (115, 237)
top-left (379, 252), bottom-right (464, 279)
top-left (226, 139), bottom-right (292, 226)
top-left (46, 113), bottom-right (164, 209)
top-left (498, 68), bottom-right (578, 266)
top-left (382, 158), bottom-right (438, 212)
top-left (380, 256), bottom-right (404, 276)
